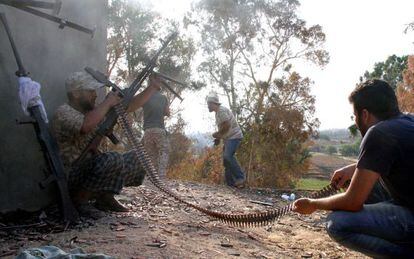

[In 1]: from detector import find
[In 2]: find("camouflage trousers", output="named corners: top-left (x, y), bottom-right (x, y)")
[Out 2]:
top-left (143, 128), bottom-right (169, 179)
top-left (68, 150), bottom-right (146, 194)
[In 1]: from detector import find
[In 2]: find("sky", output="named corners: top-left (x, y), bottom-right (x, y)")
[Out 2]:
top-left (141, 0), bottom-right (414, 134)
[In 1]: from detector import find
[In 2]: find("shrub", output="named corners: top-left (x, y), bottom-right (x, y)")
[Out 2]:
top-left (168, 146), bottom-right (224, 184)
top-left (326, 145), bottom-right (337, 155)
top-left (339, 138), bottom-right (361, 157)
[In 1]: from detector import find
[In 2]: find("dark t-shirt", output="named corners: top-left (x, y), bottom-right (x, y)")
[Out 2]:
top-left (357, 114), bottom-right (414, 208)
top-left (143, 91), bottom-right (168, 130)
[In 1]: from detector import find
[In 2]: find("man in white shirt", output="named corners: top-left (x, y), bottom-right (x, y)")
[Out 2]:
top-left (207, 93), bottom-right (245, 188)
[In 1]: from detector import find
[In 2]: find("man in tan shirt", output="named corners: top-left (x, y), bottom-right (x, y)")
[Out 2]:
top-left (207, 93), bottom-right (245, 188)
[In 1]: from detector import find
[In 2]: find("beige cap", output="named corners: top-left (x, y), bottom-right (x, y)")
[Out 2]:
top-left (206, 92), bottom-right (220, 104)
top-left (65, 71), bottom-right (104, 92)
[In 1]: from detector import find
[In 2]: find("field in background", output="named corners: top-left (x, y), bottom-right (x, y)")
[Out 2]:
top-left (294, 152), bottom-right (356, 190)
top-left (295, 178), bottom-right (330, 190)
top-left (306, 152), bottom-right (356, 179)
top-left (171, 130), bottom-right (357, 190)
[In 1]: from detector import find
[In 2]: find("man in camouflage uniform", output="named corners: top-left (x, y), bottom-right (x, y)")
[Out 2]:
top-left (52, 71), bottom-right (161, 214)
top-left (207, 93), bottom-right (246, 188)
top-left (142, 89), bottom-right (170, 179)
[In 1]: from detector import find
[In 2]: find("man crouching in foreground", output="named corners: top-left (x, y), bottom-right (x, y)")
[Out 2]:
top-left (52, 71), bottom-right (161, 217)
top-left (293, 79), bottom-right (414, 258)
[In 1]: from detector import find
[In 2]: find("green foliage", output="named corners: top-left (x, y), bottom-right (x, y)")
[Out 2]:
top-left (326, 146), bottom-right (337, 155)
top-left (167, 114), bottom-right (192, 168)
top-left (348, 124), bottom-right (359, 138)
top-left (339, 144), bottom-right (358, 157)
top-left (361, 55), bottom-right (408, 89)
top-left (339, 138), bottom-right (361, 157)
top-left (107, 0), bottom-right (204, 159)
top-left (107, 0), bottom-right (200, 92)
top-left (108, 0), bottom-right (330, 188)
top-left (184, 0), bottom-right (328, 188)
top-left (238, 93), bottom-right (313, 188)
top-left (295, 178), bottom-right (330, 190)
top-left (186, 0), bottom-right (329, 116)
top-left (108, 0), bottom-right (155, 78)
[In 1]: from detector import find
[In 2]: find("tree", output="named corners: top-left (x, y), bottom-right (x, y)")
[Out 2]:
top-left (360, 55), bottom-right (408, 89)
top-left (350, 54), bottom-right (409, 136)
top-left (237, 73), bottom-right (319, 187)
top-left (108, 0), bottom-right (155, 80)
top-left (107, 0), bottom-right (202, 164)
top-left (339, 138), bottom-right (361, 157)
top-left (108, 0), bottom-right (200, 93)
top-left (339, 144), bottom-right (358, 157)
top-left (167, 114), bottom-right (192, 169)
top-left (396, 55), bottom-right (414, 112)
top-left (404, 22), bottom-right (414, 34)
top-left (185, 0), bottom-right (328, 118)
top-left (185, 0), bottom-right (329, 187)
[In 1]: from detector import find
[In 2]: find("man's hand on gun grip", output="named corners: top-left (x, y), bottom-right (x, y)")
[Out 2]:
top-left (105, 91), bottom-right (122, 107)
top-left (212, 132), bottom-right (220, 139)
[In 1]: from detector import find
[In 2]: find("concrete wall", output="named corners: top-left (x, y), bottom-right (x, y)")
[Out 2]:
top-left (0, 0), bottom-right (107, 212)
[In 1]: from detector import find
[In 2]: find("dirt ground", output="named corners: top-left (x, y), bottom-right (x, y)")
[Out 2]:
top-left (0, 181), bottom-right (367, 258)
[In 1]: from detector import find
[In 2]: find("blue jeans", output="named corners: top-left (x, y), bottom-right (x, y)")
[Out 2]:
top-left (223, 139), bottom-right (245, 186)
top-left (326, 192), bottom-right (414, 258)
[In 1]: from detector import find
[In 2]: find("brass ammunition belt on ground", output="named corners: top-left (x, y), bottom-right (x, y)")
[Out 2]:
top-left (115, 104), bottom-right (339, 227)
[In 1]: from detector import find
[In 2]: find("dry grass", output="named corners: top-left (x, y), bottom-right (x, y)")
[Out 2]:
top-left (168, 147), bottom-right (224, 185)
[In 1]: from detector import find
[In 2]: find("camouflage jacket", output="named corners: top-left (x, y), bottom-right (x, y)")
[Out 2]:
top-left (51, 103), bottom-right (96, 168)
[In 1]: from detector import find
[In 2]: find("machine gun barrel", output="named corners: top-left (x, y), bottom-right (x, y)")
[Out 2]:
top-left (0, 0), bottom-right (62, 14)
top-left (152, 71), bottom-right (185, 101)
top-left (0, 12), bottom-right (27, 76)
top-left (1, 1), bottom-right (94, 36)
top-left (75, 32), bottom-right (178, 165)
top-left (160, 80), bottom-right (183, 102)
top-left (84, 67), bottom-right (124, 95)
top-left (153, 71), bottom-right (187, 87)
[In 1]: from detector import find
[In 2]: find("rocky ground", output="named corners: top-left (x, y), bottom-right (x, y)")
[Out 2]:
top-left (0, 181), bottom-right (367, 258)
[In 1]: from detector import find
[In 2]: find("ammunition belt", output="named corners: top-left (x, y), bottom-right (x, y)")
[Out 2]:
top-left (115, 104), bottom-right (339, 227)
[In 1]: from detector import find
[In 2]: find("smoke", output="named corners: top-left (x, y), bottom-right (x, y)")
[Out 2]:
top-left (0, 0), bottom-right (108, 212)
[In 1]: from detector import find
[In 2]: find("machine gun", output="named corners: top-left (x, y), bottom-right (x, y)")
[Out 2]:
top-left (74, 32), bottom-right (178, 165)
top-left (0, 12), bottom-right (78, 222)
top-left (152, 71), bottom-right (185, 102)
top-left (84, 68), bottom-right (185, 103)
top-left (0, 0), bottom-right (62, 15)
top-left (0, 0), bottom-right (94, 36)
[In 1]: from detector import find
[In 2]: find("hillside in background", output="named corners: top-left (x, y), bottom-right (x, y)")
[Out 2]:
top-left (318, 128), bottom-right (356, 142)
top-left (307, 152), bottom-right (356, 180)
top-left (309, 128), bottom-right (361, 157)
